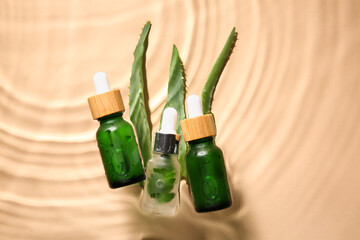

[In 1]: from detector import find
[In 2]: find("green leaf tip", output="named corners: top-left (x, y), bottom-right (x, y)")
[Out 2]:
top-left (129, 22), bottom-right (153, 167)
top-left (201, 27), bottom-right (238, 114)
top-left (160, 44), bottom-right (188, 179)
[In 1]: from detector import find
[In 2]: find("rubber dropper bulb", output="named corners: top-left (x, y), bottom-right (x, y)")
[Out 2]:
top-left (159, 107), bottom-right (177, 135)
top-left (93, 72), bottom-right (111, 94)
top-left (186, 95), bottom-right (203, 118)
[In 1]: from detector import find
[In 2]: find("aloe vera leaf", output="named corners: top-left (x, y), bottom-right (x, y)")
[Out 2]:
top-left (201, 27), bottom-right (238, 114)
top-left (160, 45), bottom-right (187, 178)
top-left (129, 22), bottom-right (152, 167)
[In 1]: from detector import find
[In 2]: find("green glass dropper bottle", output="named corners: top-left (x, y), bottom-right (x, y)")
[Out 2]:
top-left (88, 72), bottom-right (145, 188)
top-left (181, 95), bottom-right (232, 212)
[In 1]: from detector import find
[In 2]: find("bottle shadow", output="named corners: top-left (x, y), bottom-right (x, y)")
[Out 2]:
top-left (130, 176), bottom-right (253, 240)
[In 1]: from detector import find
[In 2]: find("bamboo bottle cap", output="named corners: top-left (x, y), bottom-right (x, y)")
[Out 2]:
top-left (88, 89), bottom-right (125, 120)
top-left (180, 114), bottom-right (216, 142)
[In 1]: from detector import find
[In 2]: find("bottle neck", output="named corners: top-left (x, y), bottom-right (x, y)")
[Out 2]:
top-left (98, 112), bottom-right (123, 123)
top-left (188, 136), bottom-right (214, 146)
top-left (153, 152), bottom-right (175, 158)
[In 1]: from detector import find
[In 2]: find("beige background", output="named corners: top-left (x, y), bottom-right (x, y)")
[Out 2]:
top-left (1, 0), bottom-right (360, 239)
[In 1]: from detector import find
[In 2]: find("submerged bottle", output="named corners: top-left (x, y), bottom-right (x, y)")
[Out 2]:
top-left (180, 95), bottom-right (232, 212)
top-left (142, 107), bottom-right (181, 216)
top-left (88, 72), bottom-right (145, 188)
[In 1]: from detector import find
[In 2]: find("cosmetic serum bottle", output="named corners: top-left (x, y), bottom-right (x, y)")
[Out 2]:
top-left (88, 72), bottom-right (145, 188)
top-left (180, 95), bottom-right (232, 212)
top-left (141, 107), bottom-right (181, 216)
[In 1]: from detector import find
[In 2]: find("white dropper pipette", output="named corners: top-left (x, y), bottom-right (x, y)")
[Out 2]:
top-left (93, 72), bottom-right (111, 94)
top-left (186, 95), bottom-right (203, 118)
top-left (159, 107), bottom-right (177, 135)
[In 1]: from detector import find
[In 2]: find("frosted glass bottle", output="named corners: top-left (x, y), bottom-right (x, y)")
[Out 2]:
top-left (142, 107), bottom-right (181, 216)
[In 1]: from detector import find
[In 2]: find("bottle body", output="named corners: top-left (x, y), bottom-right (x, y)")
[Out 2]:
top-left (142, 152), bottom-right (181, 216)
top-left (186, 137), bottom-right (232, 212)
top-left (96, 113), bottom-right (145, 188)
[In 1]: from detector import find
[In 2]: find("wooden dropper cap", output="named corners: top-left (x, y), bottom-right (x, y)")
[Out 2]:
top-left (181, 114), bottom-right (216, 142)
top-left (180, 95), bottom-right (216, 142)
top-left (87, 72), bottom-right (125, 120)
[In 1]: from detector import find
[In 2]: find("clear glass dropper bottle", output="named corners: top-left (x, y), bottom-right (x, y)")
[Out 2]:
top-left (141, 107), bottom-right (181, 216)
top-left (88, 72), bottom-right (145, 188)
top-left (181, 95), bottom-right (232, 212)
